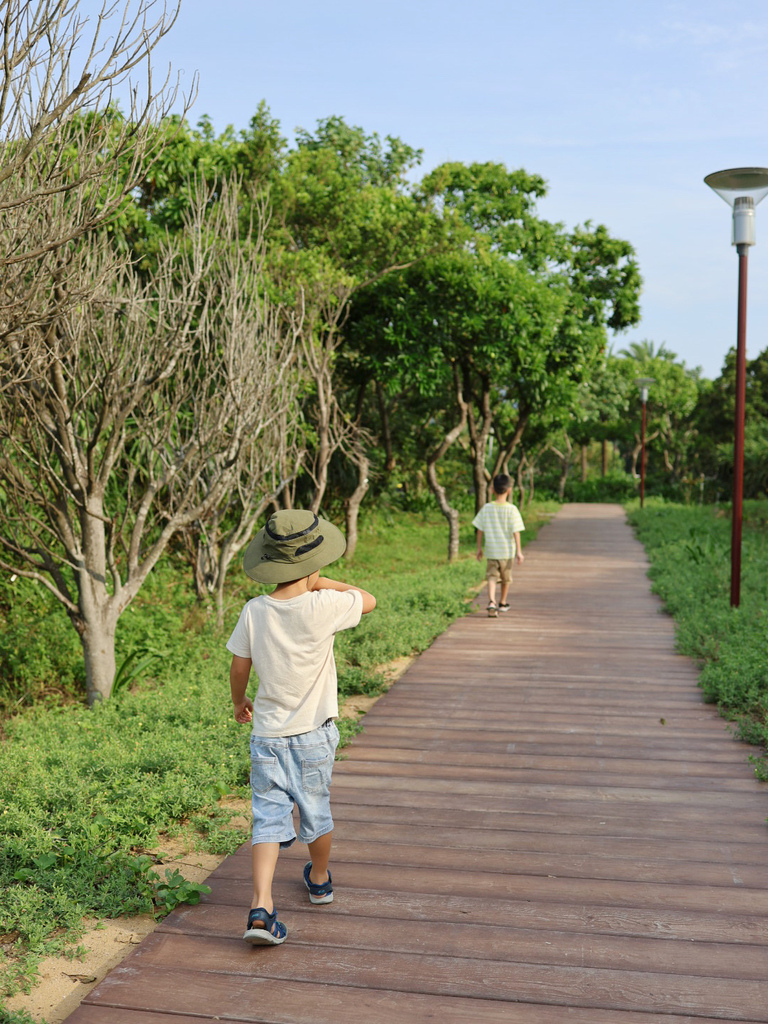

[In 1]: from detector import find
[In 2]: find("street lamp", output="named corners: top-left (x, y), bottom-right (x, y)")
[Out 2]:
top-left (634, 377), bottom-right (655, 508)
top-left (704, 166), bottom-right (768, 607)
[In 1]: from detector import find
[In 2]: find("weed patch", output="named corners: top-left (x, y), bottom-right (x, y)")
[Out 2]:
top-left (627, 499), bottom-right (768, 784)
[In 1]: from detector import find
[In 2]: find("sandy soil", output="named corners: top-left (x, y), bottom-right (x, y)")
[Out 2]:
top-left (5, 655), bottom-right (414, 1023)
top-left (3, 843), bottom-right (223, 1024)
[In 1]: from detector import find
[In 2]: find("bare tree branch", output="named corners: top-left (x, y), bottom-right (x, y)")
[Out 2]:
top-left (0, 177), bottom-right (302, 703)
top-left (0, 0), bottom-right (197, 268)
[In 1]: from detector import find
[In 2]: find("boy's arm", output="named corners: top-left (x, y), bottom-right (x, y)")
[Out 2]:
top-left (475, 529), bottom-right (484, 561)
top-left (514, 532), bottom-right (524, 564)
top-left (312, 575), bottom-right (376, 614)
top-left (230, 655), bottom-right (254, 723)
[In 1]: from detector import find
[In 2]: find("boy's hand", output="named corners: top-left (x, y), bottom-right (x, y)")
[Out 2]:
top-left (313, 574), bottom-right (376, 614)
top-left (233, 698), bottom-right (253, 724)
top-left (516, 551), bottom-right (525, 564)
top-left (476, 550), bottom-right (483, 562)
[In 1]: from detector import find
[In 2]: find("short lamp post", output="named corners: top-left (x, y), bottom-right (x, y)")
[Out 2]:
top-left (704, 167), bottom-right (768, 607)
top-left (634, 377), bottom-right (655, 508)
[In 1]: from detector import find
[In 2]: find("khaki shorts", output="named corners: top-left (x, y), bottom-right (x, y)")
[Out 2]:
top-left (486, 558), bottom-right (514, 585)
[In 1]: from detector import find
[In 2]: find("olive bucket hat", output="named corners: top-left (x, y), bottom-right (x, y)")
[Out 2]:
top-left (243, 509), bottom-right (347, 584)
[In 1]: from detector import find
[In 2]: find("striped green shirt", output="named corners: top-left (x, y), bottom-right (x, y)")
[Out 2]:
top-left (472, 501), bottom-right (525, 559)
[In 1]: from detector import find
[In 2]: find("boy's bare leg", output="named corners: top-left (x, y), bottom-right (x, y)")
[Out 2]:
top-left (307, 830), bottom-right (333, 884)
top-left (499, 582), bottom-right (510, 605)
top-left (251, 841), bottom-right (280, 911)
top-left (487, 580), bottom-right (497, 605)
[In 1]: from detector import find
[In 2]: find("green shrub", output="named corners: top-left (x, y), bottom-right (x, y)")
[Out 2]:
top-left (0, 575), bottom-right (85, 714)
top-left (627, 500), bottom-right (768, 781)
top-left (566, 470), bottom-right (637, 503)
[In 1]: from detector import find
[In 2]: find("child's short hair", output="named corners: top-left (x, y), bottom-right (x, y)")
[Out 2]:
top-left (492, 474), bottom-right (512, 495)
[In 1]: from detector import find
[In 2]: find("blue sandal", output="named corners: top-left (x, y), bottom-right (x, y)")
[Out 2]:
top-left (303, 861), bottom-right (333, 904)
top-left (243, 906), bottom-right (287, 945)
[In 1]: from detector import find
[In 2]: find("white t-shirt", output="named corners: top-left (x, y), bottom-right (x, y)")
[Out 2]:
top-left (226, 589), bottom-right (363, 737)
top-left (472, 501), bottom-right (525, 559)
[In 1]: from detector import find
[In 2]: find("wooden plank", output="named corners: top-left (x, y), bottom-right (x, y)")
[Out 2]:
top-left (203, 858), bottom-right (768, 916)
top-left (332, 758), bottom-right (762, 793)
top-left (207, 838), bottom-right (768, 889)
top-left (326, 798), bottom-right (768, 843)
top-left (70, 973), bottom-right (754, 1024)
top-left (326, 779), bottom-right (766, 822)
top-left (341, 745), bottom-right (758, 778)
top-left (186, 883), bottom-right (768, 945)
top-left (323, 819), bottom-right (768, 866)
top-left (347, 730), bottom-right (757, 763)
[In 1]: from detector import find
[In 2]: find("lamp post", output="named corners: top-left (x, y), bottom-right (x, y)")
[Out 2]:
top-left (634, 377), bottom-right (655, 508)
top-left (704, 167), bottom-right (768, 607)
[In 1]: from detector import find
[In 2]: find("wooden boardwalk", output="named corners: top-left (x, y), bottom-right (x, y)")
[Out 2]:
top-left (67, 503), bottom-right (768, 1024)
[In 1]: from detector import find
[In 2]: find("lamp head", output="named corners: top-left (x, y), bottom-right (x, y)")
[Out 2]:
top-left (634, 376), bottom-right (655, 404)
top-left (705, 168), bottom-right (768, 246)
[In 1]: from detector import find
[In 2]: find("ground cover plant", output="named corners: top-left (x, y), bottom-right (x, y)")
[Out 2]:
top-left (0, 504), bottom-right (554, 1002)
top-left (627, 499), bottom-right (768, 783)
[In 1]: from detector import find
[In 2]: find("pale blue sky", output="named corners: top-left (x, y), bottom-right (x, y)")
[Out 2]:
top-left (83, 0), bottom-right (768, 379)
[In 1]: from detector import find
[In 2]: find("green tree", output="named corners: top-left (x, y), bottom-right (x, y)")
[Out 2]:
top-left (275, 117), bottom-right (438, 551)
top-left (696, 345), bottom-right (768, 499)
top-left (614, 342), bottom-right (702, 493)
top-left (347, 161), bottom-right (641, 552)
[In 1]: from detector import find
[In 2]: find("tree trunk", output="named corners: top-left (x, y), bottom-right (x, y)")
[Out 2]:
top-left (493, 412), bottom-right (530, 479)
top-left (581, 444), bottom-right (588, 482)
top-left (376, 380), bottom-right (396, 474)
top-left (549, 436), bottom-right (573, 501)
top-left (81, 617), bottom-right (118, 705)
top-left (630, 439), bottom-right (641, 478)
top-left (214, 548), bottom-right (240, 629)
top-left (426, 365), bottom-right (468, 562)
top-left (344, 450), bottom-right (370, 562)
top-left (601, 439), bottom-right (609, 476)
top-left (426, 460), bottom-right (461, 563)
top-left (516, 454), bottom-right (527, 508)
top-left (310, 415), bottom-right (332, 515)
top-left (74, 497), bottom-right (121, 705)
top-left (558, 464), bottom-right (568, 501)
top-left (463, 365), bottom-right (493, 515)
top-left (213, 535), bottom-right (242, 629)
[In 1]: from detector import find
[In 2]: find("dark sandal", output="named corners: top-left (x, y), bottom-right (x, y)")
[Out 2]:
top-left (243, 906), bottom-right (287, 945)
top-left (303, 861), bottom-right (333, 904)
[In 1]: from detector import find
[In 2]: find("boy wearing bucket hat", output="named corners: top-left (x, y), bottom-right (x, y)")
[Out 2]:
top-left (227, 509), bottom-right (376, 946)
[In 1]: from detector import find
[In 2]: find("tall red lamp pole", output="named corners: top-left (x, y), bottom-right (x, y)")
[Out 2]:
top-left (704, 167), bottom-right (768, 607)
top-left (635, 377), bottom-right (655, 508)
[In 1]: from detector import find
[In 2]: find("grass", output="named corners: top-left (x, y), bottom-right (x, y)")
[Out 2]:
top-left (626, 498), bottom-right (768, 780)
top-left (0, 503), bottom-right (554, 1001)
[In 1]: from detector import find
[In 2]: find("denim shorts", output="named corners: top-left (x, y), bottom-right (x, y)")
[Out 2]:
top-left (249, 720), bottom-right (339, 848)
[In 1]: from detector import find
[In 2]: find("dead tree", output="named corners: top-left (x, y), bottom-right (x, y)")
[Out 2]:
top-left (294, 275), bottom-right (354, 515)
top-left (0, 182), bottom-right (288, 703)
top-left (172, 196), bottom-right (307, 625)
top-left (341, 386), bottom-right (372, 562)
top-left (0, 0), bottom-right (193, 267)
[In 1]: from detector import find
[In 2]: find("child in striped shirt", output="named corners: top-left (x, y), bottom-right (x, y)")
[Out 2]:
top-left (472, 474), bottom-right (525, 618)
